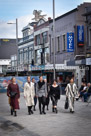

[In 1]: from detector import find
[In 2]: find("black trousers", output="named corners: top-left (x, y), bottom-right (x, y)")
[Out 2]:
top-left (38, 97), bottom-right (45, 112)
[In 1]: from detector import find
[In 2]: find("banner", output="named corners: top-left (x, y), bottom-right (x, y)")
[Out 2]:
top-left (77, 26), bottom-right (84, 46)
top-left (67, 32), bottom-right (74, 52)
top-left (0, 76), bottom-right (46, 93)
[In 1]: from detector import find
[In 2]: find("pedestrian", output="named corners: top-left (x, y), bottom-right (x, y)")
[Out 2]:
top-left (49, 79), bottom-right (60, 113)
top-left (7, 77), bottom-right (20, 117)
top-left (32, 78), bottom-right (37, 111)
top-left (24, 76), bottom-right (35, 115)
top-left (65, 76), bottom-right (78, 113)
top-left (36, 76), bottom-right (47, 115)
top-left (83, 83), bottom-right (91, 102)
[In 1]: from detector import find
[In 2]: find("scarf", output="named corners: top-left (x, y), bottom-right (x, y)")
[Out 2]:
top-left (38, 81), bottom-right (45, 89)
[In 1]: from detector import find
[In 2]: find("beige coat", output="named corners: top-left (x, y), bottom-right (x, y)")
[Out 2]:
top-left (24, 82), bottom-right (35, 106)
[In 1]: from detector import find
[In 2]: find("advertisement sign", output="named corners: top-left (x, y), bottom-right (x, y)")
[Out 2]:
top-left (86, 58), bottom-right (91, 65)
top-left (77, 26), bottom-right (84, 46)
top-left (67, 32), bottom-right (74, 52)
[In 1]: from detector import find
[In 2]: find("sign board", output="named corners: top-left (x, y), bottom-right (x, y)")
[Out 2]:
top-left (77, 26), bottom-right (84, 46)
top-left (67, 32), bottom-right (74, 52)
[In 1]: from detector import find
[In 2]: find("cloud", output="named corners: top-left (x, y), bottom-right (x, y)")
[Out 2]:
top-left (0, 14), bottom-right (34, 38)
top-left (0, 11), bottom-right (50, 39)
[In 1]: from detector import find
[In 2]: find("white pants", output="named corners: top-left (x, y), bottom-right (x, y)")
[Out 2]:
top-left (68, 97), bottom-right (74, 111)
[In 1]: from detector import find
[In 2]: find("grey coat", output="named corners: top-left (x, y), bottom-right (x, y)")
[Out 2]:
top-left (36, 82), bottom-right (47, 97)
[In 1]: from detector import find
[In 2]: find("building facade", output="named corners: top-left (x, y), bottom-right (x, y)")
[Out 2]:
top-left (49, 3), bottom-right (91, 87)
top-left (17, 24), bottom-right (34, 74)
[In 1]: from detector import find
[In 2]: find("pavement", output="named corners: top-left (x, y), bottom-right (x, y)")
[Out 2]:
top-left (0, 93), bottom-right (91, 136)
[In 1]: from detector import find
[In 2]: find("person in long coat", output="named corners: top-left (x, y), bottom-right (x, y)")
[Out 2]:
top-left (36, 76), bottom-right (47, 115)
top-left (24, 76), bottom-right (35, 115)
top-left (7, 77), bottom-right (20, 117)
top-left (65, 76), bottom-right (78, 113)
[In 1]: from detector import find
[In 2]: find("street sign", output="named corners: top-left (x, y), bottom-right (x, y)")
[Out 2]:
top-left (67, 32), bottom-right (74, 52)
top-left (77, 26), bottom-right (84, 46)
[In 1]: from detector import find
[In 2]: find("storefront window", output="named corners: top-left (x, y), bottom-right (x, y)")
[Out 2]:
top-left (45, 48), bottom-right (49, 64)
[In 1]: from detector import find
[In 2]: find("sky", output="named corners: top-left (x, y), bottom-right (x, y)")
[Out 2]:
top-left (0, 0), bottom-right (91, 38)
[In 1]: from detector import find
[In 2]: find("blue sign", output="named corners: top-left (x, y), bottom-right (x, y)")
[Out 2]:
top-left (67, 32), bottom-right (74, 52)
top-left (77, 26), bottom-right (84, 46)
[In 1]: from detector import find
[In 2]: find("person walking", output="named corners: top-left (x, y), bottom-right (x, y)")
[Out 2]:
top-left (49, 79), bottom-right (60, 113)
top-left (24, 76), bottom-right (35, 115)
top-left (32, 78), bottom-right (37, 111)
top-left (36, 76), bottom-right (47, 115)
top-left (7, 77), bottom-right (20, 117)
top-left (65, 76), bottom-right (78, 113)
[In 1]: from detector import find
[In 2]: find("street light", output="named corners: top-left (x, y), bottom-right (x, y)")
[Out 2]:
top-left (7, 18), bottom-right (18, 76)
top-left (53, 0), bottom-right (56, 79)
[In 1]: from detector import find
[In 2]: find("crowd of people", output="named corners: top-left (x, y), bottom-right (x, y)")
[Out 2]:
top-left (7, 75), bottom-right (91, 117)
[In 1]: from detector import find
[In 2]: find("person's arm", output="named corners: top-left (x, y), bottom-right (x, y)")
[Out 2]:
top-left (36, 83), bottom-right (38, 97)
top-left (7, 84), bottom-right (10, 97)
top-left (57, 86), bottom-right (60, 99)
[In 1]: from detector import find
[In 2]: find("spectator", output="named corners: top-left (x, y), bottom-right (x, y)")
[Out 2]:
top-left (83, 83), bottom-right (91, 102)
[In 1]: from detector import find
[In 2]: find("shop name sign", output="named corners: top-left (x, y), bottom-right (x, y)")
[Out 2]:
top-left (77, 26), bottom-right (84, 46)
top-left (67, 32), bottom-right (74, 52)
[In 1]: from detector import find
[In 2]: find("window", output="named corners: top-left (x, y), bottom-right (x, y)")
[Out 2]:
top-left (62, 34), bottom-right (66, 51)
top-left (89, 28), bottom-right (91, 46)
top-left (45, 48), bottom-right (49, 64)
top-left (51, 38), bottom-right (54, 53)
top-left (57, 36), bottom-right (60, 52)
top-left (36, 34), bottom-right (41, 45)
top-left (42, 32), bottom-right (48, 43)
top-left (24, 50), bottom-right (28, 64)
top-left (35, 50), bottom-right (41, 64)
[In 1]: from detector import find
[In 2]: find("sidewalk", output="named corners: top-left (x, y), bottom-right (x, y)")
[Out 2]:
top-left (0, 93), bottom-right (91, 136)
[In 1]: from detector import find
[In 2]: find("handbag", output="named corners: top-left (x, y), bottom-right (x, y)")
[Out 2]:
top-left (64, 97), bottom-right (69, 109)
top-left (10, 91), bottom-right (17, 98)
top-left (42, 96), bottom-right (47, 105)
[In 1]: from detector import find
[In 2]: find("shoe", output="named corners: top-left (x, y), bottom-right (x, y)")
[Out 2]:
top-left (55, 108), bottom-right (58, 114)
top-left (40, 112), bottom-right (42, 115)
top-left (52, 107), bottom-right (55, 112)
top-left (42, 111), bottom-right (46, 114)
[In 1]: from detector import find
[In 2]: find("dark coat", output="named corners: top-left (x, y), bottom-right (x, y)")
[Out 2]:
top-left (7, 83), bottom-right (20, 109)
top-left (50, 85), bottom-right (60, 100)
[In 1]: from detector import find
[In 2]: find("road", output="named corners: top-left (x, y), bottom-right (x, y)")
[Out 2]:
top-left (0, 93), bottom-right (91, 136)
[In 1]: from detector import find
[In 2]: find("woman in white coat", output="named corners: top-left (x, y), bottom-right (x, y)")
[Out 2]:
top-left (24, 76), bottom-right (35, 115)
top-left (65, 76), bottom-right (78, 113)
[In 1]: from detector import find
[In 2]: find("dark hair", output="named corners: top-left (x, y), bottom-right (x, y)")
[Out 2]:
top-left (39, 76), bottom-right (43, 78)
top-left (11, 77), bottom-right (15, 81)
top-left (32, 78), bottom-right (35, 80)
top-left (52, 79), bottom-right (57, 84)
top-left (69, 76), bottom-right (74, 81)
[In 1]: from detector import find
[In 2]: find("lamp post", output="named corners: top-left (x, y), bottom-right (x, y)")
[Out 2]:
top-left (53, 0), bottom-right (56, 79)
top-left (7, 18), bottom-right (18, 76)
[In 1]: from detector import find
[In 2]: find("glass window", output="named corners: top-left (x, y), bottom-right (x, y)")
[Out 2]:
top-left (57, 36), bottom-right (60, 52)
top-left (62, 34), bottom-right (66, 51)
top-left (42, 32), bottom-right (48, 43)
top-left (36, 34), bottom-right (40, 45)
top-left (45, 48), bottom-right (49, 64)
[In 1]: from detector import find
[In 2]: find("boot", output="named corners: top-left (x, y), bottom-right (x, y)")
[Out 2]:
top-left (34, 106), bottom-right (36, 111)
top-left (28, 107), bottom-right (31, 115)
top-left (55, 108), bottom-right (58, 114)
top-left (42, 106), bottom-right (46, 114)
top-left (11, 109), bottom-right (13, 115)
top-left (14, 111), bottom-right (17, 117)
top-left (52, 107), bottom-right (55, 112)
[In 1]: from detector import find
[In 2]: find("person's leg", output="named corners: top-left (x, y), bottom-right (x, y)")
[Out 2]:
top-left (30, 106), bottom-right (33, 114)
top-left (28, 106), bottom-right (31, 115)
top-left (54, 99), bottom-right (58, 113)
top-left (42, 104), bottom-right (46, 114)
top-left (34, 97), bottom-right (37, 111)
top-left (69, 97), bottom-right (74, 113)
top-left (38, 97), bottom-right (42, 114)
top-left (84, 92), bottom-right (88, 102)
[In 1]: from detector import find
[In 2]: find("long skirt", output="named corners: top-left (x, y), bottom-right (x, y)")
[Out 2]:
top-left (10, 97), bottom-right (19, 110)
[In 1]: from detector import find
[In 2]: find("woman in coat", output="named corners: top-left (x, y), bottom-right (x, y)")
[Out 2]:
top-left (65, 76), bottom-right (78, 113)
top-left (24, 76), bottom-right (35, 115)
top-left (36, 76), bottom-right (47, 115)
top-left (7, 77), bottom-right (20, 117)
top-left (49, 79), bottom-right (60, 113)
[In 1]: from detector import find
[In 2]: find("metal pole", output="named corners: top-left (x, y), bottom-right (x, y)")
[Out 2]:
top-left (16, 18), bottom-right (18, 76)
top-left (53, 0), bottom-right (56, 79)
